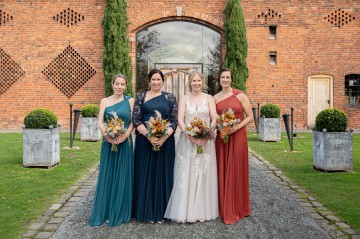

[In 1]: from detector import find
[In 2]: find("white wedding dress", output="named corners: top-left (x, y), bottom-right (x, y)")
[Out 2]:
top-left (164, 94), bottom-right (218, 222)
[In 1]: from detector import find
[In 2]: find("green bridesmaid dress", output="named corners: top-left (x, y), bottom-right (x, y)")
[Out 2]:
top-left (89, 96), bottom-right (134, 226)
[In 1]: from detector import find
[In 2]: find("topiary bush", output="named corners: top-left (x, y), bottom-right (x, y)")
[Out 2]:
top-left (260, 103), bottom-right (281, 118)
top-left (315, 109), bottom-right (348, 132)
top-left (24, 108), bottom-right (58, 129)
top-left (81, 104), bottom-right (99, 117)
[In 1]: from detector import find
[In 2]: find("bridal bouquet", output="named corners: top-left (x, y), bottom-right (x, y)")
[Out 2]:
top-left (103, 111), bottom-right (128, 151)
top-left (216, 108), bottom-right (240, 143)
top-left (145, 110), bottom-right (171, 151)
top-left (185, 117), bottom-right (210, 154)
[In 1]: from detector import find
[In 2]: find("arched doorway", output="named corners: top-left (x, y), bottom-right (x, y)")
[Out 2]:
top-left (136, 21), bottom-right (222, 98)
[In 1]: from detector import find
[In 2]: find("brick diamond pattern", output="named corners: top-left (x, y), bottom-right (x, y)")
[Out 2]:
top-left (0, 48), bottom-right (25, 95)
top-left (42, 45), bottom-right (96, 98)
top-left (0, 9), bottom-right (14, 26)
top-left (324, 9), bottom-right (355, 28)
top-left (53, 8), bottom-right (85, 27)
top-left (257, 9), bottom-right (282, 22)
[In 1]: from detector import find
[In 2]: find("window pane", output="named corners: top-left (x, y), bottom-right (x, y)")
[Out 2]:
top-left (136, 21), bottom-right (222, 94)
top-left (345, 74), bottom-right (360, 104)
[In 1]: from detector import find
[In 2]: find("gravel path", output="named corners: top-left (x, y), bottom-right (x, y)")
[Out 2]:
top-left (50, 155), bottom-right (331, 239)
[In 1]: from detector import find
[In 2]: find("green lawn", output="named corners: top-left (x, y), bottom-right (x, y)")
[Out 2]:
top-left (248, 132), bottom-right (360, 233)
top-left (0, 133), bottom-right (101, 239)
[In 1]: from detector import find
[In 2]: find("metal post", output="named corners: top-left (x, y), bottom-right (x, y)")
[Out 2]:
top-left (252, 107), bottom-right (258, 134)
top-left (290, 107), bottom-right (294, 151)
top-left (72, 109), bottom-right (82, 145)
top-left (69, 103), bottom-right (73, 148)
top-left (257, 103), bottom-right (260, 134)
top-left (282, 113), bottom-right (291, 149)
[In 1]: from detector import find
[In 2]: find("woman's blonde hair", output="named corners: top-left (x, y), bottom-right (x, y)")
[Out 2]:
top-left (188, 71), bottom-right (206, 92)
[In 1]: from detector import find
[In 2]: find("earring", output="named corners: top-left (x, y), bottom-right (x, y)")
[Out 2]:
top-left (147, 83), bottom-right (151, 90)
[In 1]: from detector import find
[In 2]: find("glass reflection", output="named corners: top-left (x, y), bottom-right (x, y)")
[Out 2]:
top-left (136, 21), bottom-right (222, 96)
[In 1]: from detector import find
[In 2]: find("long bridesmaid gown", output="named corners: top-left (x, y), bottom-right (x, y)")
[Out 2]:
top-left (215, 88), bottom-right (251, 225)
top-left (89, 96), bottom-right (134, 226)
top-left (132, 91), bottom-right (178, 222)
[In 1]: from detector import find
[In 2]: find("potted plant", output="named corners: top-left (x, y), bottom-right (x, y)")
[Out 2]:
top-left (80, 104), bottom-right (101, 141)
top-left (313, 109), bottom-right (352, 172)
top-left (23, 108), bottom-right (60, 168)
top-left (259, 103), bottom-right (281, 142)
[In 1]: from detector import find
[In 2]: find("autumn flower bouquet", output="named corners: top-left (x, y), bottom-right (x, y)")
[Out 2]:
top-left (145, 110), bottom-right (171, 151)
top-left (103, 111), bottom-right (128, 151)
top-left (185, 117), bottom-right (210, 154)
top-left (216, 108), bottom-right (240, 143)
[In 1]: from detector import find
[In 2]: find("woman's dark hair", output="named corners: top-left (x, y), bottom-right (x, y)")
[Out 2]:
top-left (218, 68), bottom-right (232, 83)
top-left (112, 73), bottom-right (128, 84)
top-left (148, 69), bottom-right (165, 82)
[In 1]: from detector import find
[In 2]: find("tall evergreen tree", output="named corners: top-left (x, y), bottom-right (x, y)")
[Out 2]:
top-left (224, 0), bottom-right (249, 92)
top-left (102, 0), bottom-right (133, 96)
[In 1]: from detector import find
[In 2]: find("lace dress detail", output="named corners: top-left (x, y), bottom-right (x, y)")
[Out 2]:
top-left (164, 94), bottom-right (218, 222)
top-left (132, 91), bottom-right (178, 131)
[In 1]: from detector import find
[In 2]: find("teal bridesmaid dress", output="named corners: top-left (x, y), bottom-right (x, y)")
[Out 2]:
top-left (89, 96), bottom-right (134, 226)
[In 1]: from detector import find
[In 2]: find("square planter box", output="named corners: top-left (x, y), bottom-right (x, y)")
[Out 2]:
top-left (23, 127), bottom-right (60, 168)
top-left (312, 130), bottom-right (352, 172)
top-left (259, 118), bottom-right (281, 142)
top-left (80, 117), bottom-right (101, 141)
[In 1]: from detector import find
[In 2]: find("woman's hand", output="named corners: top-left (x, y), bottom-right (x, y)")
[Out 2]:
top-left (104, 135), bottom-right (115, 144)
top-left (149, 134), bottom-right (169, 148)
top-left (228, 124), bottom-right (240, 135)
top-left (188, 136), bottom-right (208, 146)
top-left (114, 134), bottom-right (129, 144)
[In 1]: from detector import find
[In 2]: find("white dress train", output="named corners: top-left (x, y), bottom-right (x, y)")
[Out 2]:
top-left (164, 94), bottom-right (218, 222)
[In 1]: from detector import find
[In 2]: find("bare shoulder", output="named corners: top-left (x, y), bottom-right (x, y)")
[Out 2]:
top-left (205, 93), bottom-right (216, 103)
top-left (100, 97), bottom-right (110, 106)
top-left (128, 97), bottom-right (135, 104)
top-left (236, 92), bottom-right (250, 103)
top-left (178, 95), bottom-right (187, 104)
top-left (213, 92), bottom-right (221, 102)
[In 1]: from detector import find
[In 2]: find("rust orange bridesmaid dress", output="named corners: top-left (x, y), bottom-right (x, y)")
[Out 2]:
top-left (215, 88), bottom-right (251, 224)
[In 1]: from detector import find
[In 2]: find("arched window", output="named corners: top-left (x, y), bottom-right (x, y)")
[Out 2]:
top-left (136, 21), bottom-right (222, 97)
top-left (345, 74), bottom-right (360, 105)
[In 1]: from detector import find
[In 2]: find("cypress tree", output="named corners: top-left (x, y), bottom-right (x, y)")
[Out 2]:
top-left (224, 0), bottom-right (249, 92)
top-left (102, 0), bottom-right (133, 96)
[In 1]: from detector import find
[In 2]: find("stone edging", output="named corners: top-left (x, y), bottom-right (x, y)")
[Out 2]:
top-left (249, 149), bottom-right (359, 239)
top-left (20, 165), bottom-right (99, 239)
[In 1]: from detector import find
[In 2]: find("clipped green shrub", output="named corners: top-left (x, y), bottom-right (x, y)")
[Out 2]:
top-left (24, 108), bottom-right (58, 129)
top-left (81, 104), bottom-right (99, 117)
top-left (260, 103), bottom-right (281, 118)
top-left (315, 109), bottom-right (348, 132)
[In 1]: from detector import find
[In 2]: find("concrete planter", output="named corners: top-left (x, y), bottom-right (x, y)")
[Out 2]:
top-left (80, 117), bottom-right (101, 141)
top-left (259, 117), bottom-right (281, 142)
top-left (23, 127), bottom-right (60, 168)
top-left (312, 130), bottom-right (352, 172)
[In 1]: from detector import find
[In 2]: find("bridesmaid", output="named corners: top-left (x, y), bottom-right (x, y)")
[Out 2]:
top-left (213, 68), bottom-right (253, 225)
top-left (132, 69), bottom-right (178, 223)
top-left (89, 73), bottom-right (134, 226)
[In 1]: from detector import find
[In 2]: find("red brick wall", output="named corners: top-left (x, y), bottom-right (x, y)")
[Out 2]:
top-left (0, 0), bottom-right (359, 130)
top-left (243, 1), bottom-right (360, 129)
top-left (0, 0), bottom-right (106, 130)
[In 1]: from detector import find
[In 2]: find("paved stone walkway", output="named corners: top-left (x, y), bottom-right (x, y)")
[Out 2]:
top-left (22, 150), bottom-right (359, 239)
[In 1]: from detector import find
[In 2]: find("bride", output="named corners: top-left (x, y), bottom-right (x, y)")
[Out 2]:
top-left (164, 71), bottom-right (218, 222)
